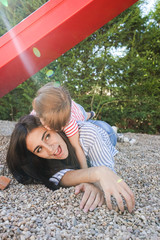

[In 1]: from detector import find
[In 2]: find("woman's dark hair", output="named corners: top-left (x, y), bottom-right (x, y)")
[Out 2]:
top-left (6, 115), bottom-right (80, 190)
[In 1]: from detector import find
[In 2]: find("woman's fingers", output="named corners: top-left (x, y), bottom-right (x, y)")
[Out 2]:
top-left (89, 192), bottom-right (104, 211)
top-left (74, 183), bottom-right (84, 195)
top-left (75, 183), bottom-right (105, 213)
top-left (121, 181), bottom-right (135, 210)
top-left (75, 183), bottom-right (92, 211)
top-left (111, 179), bottom-right (135, 212)
top-left (98, 194), bottom-right (105, 207)
top-left (105, 192), bottom-right (112, 210)
top-left (118, 183), bottom-right (135, 213)
top-left (120, 190), bottom-right (133, 213)
top-left (83, 190), bottom-right (104, 212)
top-left (83, 191), bottom-right (97, 212)
top-left (79, 186), bottom-right (91, 211)
top-left (113, 191), bottom-right (125, 212)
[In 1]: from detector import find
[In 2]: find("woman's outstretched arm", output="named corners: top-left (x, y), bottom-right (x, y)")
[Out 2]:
top-left (60, 166), bottom-right (135, 213)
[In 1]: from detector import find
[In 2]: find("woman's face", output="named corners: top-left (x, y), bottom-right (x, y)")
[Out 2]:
top-left (26, 126), bottom-right (69, 160)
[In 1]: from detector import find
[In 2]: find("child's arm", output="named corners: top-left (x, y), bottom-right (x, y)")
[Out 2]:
top-left (69, 131), bottom-right (88, 169)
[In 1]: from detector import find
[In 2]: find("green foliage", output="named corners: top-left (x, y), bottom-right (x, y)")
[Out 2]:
top-left (0, 79), bottom-right (36, 120)
top-left (0, 0), bottom-right (159, 134)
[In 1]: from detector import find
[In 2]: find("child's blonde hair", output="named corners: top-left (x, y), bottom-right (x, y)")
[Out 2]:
top-left (33, 83), bottom-right (71, 131)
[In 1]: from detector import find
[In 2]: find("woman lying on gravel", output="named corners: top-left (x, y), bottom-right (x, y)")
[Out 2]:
top-left (6, 115), bottom-right (135, 213)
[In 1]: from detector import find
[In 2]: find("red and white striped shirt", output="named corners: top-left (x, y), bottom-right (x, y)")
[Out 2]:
top-left (64, 100), bottom-right (85, 137)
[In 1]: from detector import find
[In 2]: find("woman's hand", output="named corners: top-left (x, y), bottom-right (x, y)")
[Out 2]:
top-left (75, 183), bottom-right (104, 213)
top-left (96, 166), bottom-right (135, 213)
top-left (60, 166), bottom-right (135, 213)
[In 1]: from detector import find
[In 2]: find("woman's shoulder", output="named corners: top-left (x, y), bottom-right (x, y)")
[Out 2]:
top-left (78, 121), bottom-right (100, 137)
top-left (77, 122), bottom-right (98, 149)
top-left (78, 120), bottom-right (111, 142)
top-left (78, 121), bottom-right (96, 129)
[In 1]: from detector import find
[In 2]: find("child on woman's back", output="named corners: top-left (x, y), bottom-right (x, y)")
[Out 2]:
top-left (32, 82), bottom-right (95, 169)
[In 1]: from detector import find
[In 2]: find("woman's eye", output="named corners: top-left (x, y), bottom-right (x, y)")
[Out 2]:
top-left (46, 133), bottom-right (50, 140)
top-left (37, 147), bottom-right (42, 153)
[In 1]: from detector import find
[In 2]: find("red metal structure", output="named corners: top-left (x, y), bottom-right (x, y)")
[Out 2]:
top-left (0, 0), bottom-right (138, 98)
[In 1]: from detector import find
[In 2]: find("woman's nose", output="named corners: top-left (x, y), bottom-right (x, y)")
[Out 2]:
top-left (44, 143), bottom-right (54, 153)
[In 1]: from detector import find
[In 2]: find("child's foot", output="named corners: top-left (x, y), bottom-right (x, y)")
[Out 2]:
top-left (88, 111), bottom-right (96, 119)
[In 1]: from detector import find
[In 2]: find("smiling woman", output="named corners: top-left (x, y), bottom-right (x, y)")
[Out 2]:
top-left (6, 114), bottom-right (135, 213)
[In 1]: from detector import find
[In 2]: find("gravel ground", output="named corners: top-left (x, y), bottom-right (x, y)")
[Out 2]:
top-left (0, 120), bottom-right (160, 240)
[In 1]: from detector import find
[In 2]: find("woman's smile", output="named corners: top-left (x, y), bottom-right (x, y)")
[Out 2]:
top-left (52, 145), bottom-right (62, 157)
top-left (26, 126), bottom-right (69, 160)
